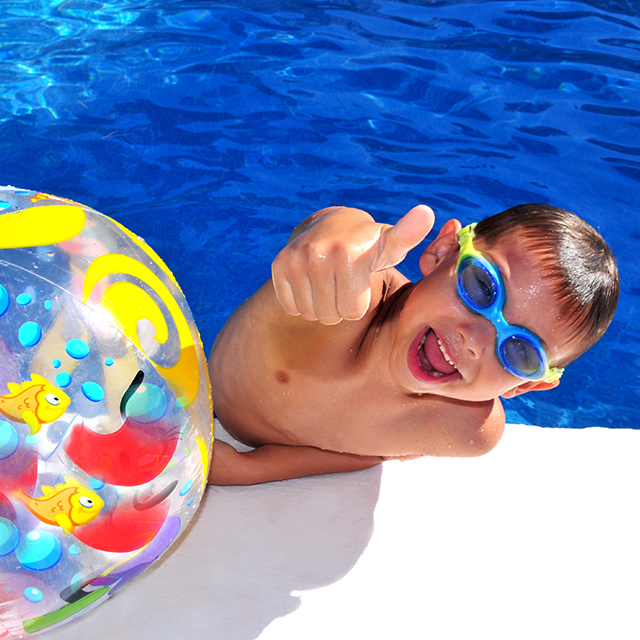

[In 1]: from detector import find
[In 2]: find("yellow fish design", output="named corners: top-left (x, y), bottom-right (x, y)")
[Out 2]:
top-left (15, 477), bottom-right (104, 536)
top-left (0, 373), bottom-right (71, 436)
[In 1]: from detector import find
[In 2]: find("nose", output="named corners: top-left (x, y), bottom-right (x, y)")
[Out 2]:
top-left (456, 318), bottom-right (495, 361)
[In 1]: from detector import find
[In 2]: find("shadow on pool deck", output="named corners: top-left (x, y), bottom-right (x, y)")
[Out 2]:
top-left (46, 425), bottom-right (381, 640)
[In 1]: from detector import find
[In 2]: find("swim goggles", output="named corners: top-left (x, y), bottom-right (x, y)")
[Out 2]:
top-left (456, 223), bottom-right (563, 383)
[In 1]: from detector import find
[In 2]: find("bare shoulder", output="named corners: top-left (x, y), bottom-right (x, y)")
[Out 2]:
top-left (472, 398), bottom-right (505, 455)
top-left (448, 396), bottom-right (505, 457)
top-left (386, 396), bottom-right (506, 460)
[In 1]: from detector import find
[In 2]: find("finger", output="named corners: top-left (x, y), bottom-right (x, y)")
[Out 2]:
top-left (290, 273), bottom-right (319, 321)
top-left (272, 258), bottom-right (301, 316)
top-left (272, 276), bottom-right (301, 316)
top-left (302, 278), bottom-right (346, 324)
top-left (374, 204), bottom-right (435, 271)
top-left (303, 265), bottom-right (342, 324)
top-left (272, 254), bottom-right (317, 319)
top-left (335, 260), bottom-right (372, 321)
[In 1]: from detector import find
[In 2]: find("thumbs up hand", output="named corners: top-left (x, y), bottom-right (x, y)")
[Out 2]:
top-left (271, 205), bottom-right (435, 325)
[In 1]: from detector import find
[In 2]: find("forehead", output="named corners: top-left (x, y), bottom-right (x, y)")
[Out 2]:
top-left (474, 232), bottom-right (575, 362)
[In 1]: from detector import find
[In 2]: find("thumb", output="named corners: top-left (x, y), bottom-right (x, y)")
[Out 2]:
top-left (374, 205), bottom-right (435, 271)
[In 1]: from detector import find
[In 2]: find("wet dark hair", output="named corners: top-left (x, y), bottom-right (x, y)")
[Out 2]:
top-left (474, 203), bottom-right (619, 368)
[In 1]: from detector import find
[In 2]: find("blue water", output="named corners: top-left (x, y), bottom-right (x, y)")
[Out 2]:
top-left (1, 0), bottom-right (639, 429)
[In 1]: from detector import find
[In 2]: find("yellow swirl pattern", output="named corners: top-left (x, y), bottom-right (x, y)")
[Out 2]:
top-left (82, 254), bottom-right (200, 409)
top-left (0, 205), bottom-right (86, 248)
top-left (106, 216), bottom-right (182, 291)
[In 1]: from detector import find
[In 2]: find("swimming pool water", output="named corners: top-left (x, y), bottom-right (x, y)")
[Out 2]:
top-left (1, 0), bottom-right (639, 429)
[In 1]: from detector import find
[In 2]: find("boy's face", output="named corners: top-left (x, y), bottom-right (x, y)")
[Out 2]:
top-left (388, 222), bottom-right (575, 402)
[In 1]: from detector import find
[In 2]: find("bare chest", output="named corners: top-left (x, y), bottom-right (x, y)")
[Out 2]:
top-left (224, 363), bottom-right (459, 458)
top-left (210, 280), bottom-right (490, 458)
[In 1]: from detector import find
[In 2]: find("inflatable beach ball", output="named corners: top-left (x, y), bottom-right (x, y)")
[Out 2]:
top-left (0, 188), bottom-right (213, 639)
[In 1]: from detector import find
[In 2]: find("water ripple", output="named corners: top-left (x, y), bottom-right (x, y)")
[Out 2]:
top-left (1, 0), bottom-right (639, 429)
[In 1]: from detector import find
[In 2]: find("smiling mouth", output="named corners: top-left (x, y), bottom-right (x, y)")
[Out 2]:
top-left (412, 328), bottom-right (459, 381)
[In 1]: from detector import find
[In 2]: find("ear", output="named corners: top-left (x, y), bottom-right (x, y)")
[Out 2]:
top-left (500, 379), bottom-right (560, 399)
top-left (419, 218), bottom-right (462, 276)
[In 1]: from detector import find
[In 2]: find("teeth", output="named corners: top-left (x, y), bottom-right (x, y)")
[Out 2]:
top-left (438, 339), bottom-right (455, 366)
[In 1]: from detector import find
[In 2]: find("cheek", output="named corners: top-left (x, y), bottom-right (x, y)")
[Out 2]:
top-left (477, 354), bottom-right (521, 393)
top-left (479, 375), bottom-right (522, 402)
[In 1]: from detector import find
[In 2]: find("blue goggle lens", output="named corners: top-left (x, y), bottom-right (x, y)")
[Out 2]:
top-left (458, 258), bottom-right (497, 310)
top-left (500, 335), bottom-right (543, 378)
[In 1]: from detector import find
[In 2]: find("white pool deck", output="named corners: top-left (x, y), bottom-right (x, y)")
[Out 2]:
top-left (47, 421), bottom-right (640, 640)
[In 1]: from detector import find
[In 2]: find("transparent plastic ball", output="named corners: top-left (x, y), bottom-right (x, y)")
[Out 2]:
top-left (0, 188), bottom-right (213, 639)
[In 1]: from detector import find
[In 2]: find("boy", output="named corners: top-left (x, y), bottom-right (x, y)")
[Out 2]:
top-left (208, 204), bottom-right (618, 485)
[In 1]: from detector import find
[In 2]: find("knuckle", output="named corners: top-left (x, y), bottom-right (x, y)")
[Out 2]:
top-left (271, 250), bottom-right (290, 276)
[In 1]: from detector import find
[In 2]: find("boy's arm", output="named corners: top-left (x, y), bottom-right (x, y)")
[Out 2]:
top-left (271, 205), bottom-right (434, 325)
top-left (208, 440), bottom-right (383, 486)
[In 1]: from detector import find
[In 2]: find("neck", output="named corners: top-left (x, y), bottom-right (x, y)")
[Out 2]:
top-left (357, 279), bottom-right (414, 360)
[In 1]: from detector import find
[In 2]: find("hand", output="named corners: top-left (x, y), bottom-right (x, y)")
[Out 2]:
top-left (271, 204), bottom-right (435, 325)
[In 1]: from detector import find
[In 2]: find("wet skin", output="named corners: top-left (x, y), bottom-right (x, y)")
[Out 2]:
top-left (208, 207), bottom-right (573, 484)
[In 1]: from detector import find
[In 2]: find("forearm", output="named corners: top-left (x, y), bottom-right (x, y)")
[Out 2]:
top-left (208, 439), bottom-right (382, 486)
